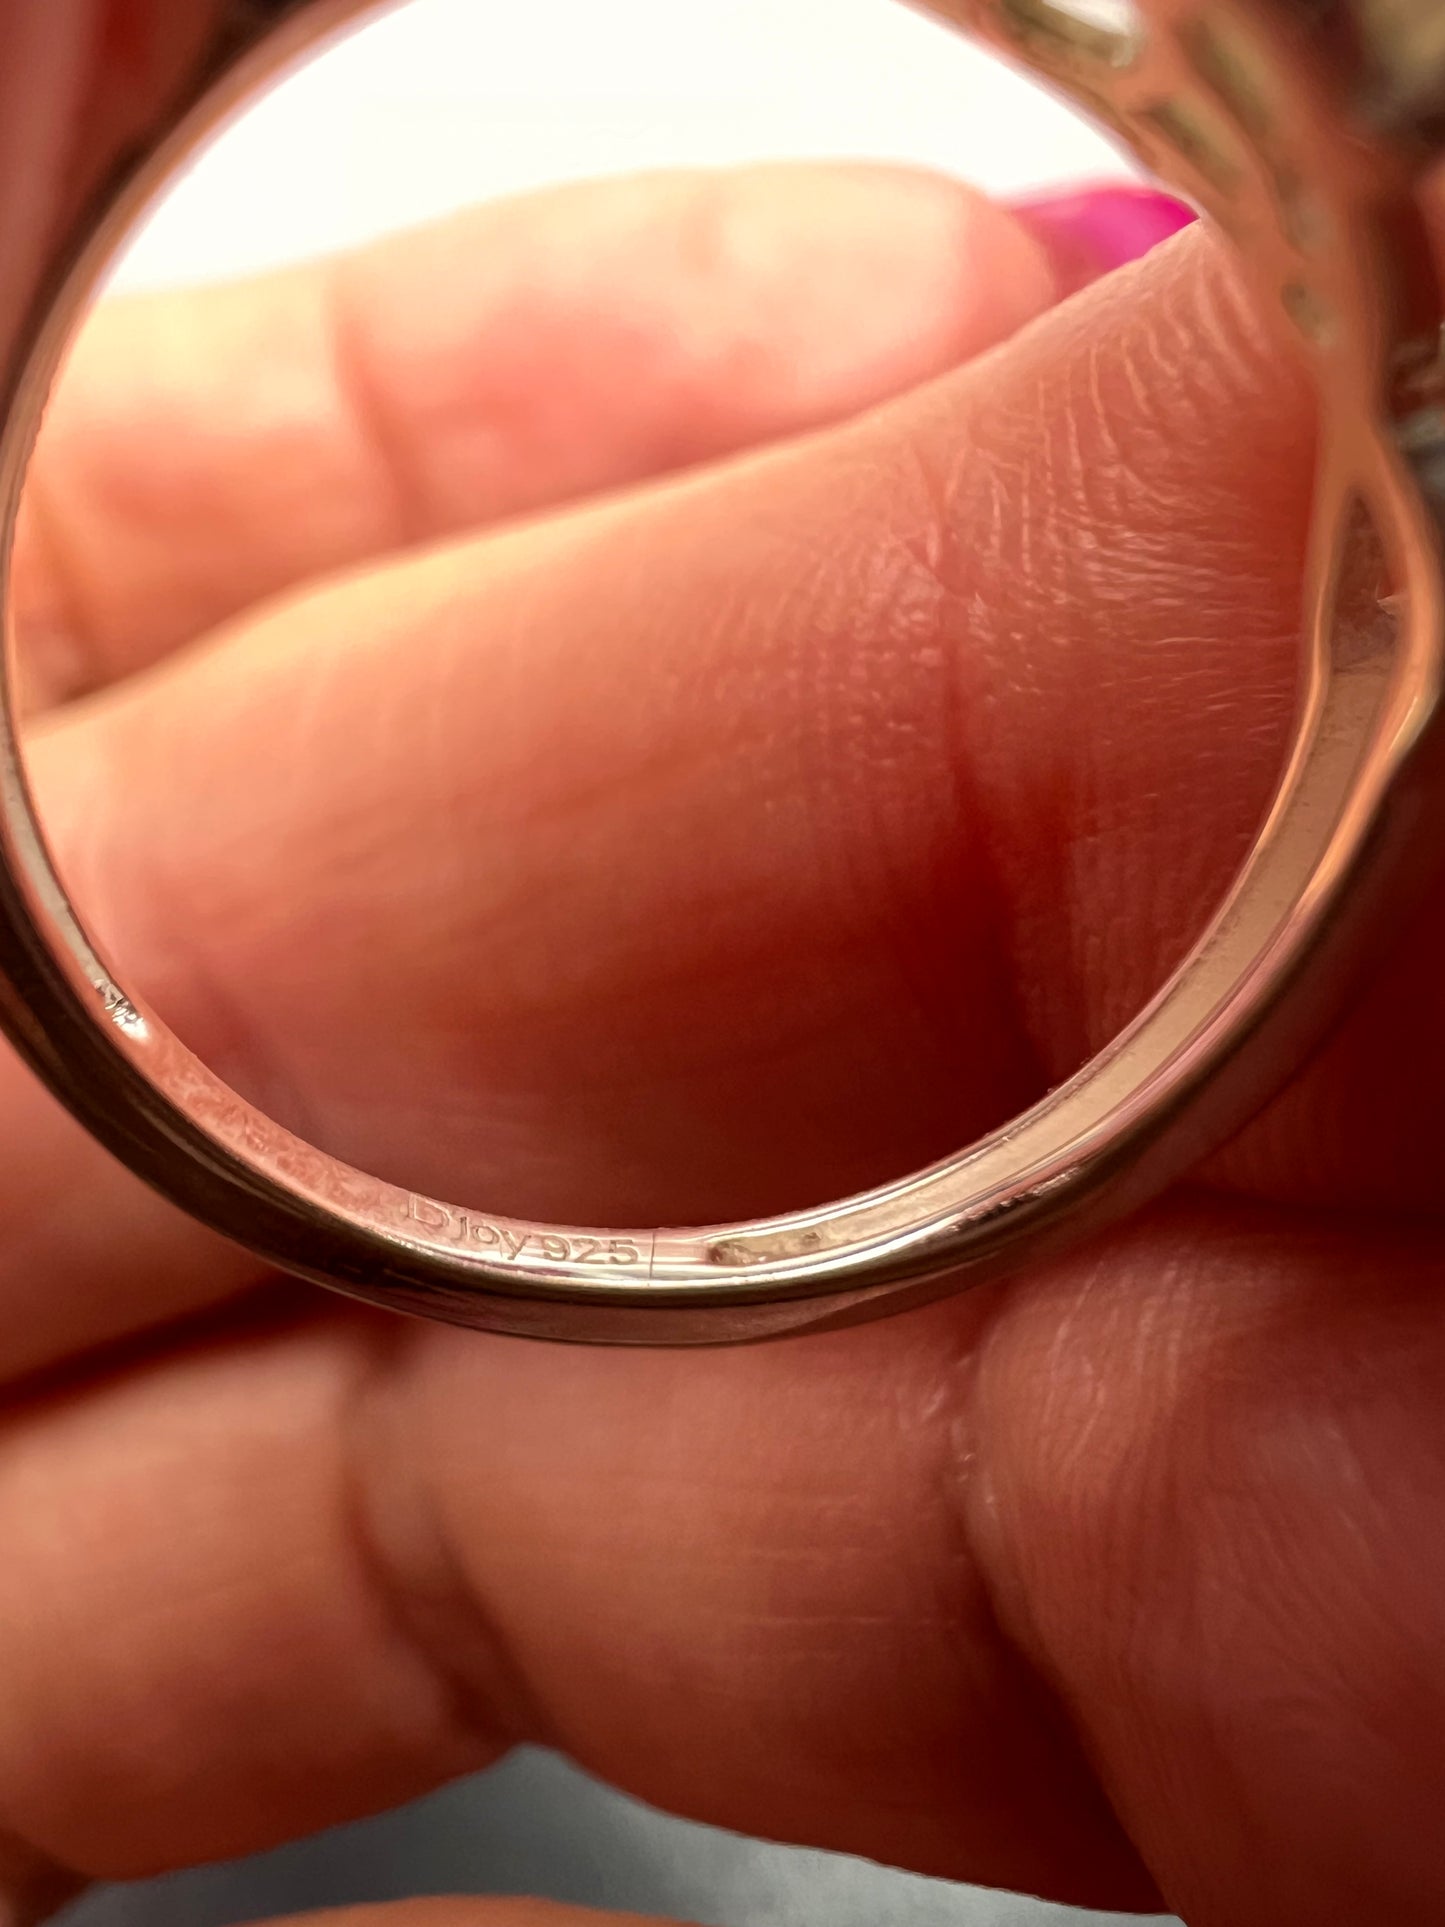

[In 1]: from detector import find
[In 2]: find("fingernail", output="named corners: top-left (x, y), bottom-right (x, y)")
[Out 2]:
top-left (1010, 184), bottom-right (1197, 295)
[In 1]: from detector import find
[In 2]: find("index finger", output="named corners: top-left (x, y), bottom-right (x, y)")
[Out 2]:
top-left (15, 164), bottom-right (1062, 708)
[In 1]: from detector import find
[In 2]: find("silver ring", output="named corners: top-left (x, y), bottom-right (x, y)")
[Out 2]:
top-left (0, 0), bottom-right (1442, 1344)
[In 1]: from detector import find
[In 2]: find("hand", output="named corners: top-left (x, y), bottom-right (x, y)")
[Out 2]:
top-left (1, 153), bottom-right (1440, 1927)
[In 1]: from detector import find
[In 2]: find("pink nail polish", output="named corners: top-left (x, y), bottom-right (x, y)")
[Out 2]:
top-left (1012, 184), bottom-right (1197, 295)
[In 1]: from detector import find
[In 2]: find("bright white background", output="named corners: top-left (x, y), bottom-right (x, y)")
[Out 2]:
top-left (115, 0), bottom-right (1139, 289)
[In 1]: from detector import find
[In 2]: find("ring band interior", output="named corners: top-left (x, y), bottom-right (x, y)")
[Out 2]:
top-left (0, 0), bottom-right (1440, 1342)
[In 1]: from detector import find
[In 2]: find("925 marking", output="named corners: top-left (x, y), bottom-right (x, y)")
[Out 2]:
top-left (405, 1194), bottom-right (643, 1267)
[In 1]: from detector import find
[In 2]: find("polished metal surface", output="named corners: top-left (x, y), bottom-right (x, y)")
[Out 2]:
top-left (0, 0), bottom-right (1442, 1343)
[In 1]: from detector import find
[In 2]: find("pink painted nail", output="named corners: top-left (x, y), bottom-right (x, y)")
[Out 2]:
top-left (1012, 184), bottom-right (1197, 295)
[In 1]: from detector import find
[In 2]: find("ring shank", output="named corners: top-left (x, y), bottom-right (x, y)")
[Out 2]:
top-left (0, 0), bottom-right (1442, 1343)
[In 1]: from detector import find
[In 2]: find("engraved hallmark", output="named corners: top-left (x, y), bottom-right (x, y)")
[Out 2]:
top-left (404, 1194), bottom-right (644, 1267)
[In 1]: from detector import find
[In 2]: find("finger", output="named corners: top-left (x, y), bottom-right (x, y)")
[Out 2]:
top-left (973, 1204), bottom-right (1445, 1925)
top-left (14, 163), bottom-right (1066, 708)
top-left (0, 1264), bottom-right (1154, 1907)
top-left (5, 1206), bottom-right (1445, 1921)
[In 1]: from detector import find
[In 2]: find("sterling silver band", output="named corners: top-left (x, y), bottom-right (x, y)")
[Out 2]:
top-left (0, 0), bottom-right (1442, 1343)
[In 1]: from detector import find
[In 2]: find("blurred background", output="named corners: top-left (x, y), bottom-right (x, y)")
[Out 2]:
top-left (64, 2), bottom-right (1170, 1922)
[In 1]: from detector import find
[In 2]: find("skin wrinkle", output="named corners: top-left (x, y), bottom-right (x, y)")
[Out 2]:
top-left (1077, 333), bottom-right (1119, 512)
top-left (0, 1308), bottom-right (498, 1877)
top-left (813, 452), bottom-right (1043, 1134)
top-left (902, 348), bottom-right (1096, 1074)
top-left (1111, 325), bottom-right (1158, 422)
top-left (1229, 1300), bottom-right (1431, 1652)
top-left (882, 418), bottom-right (1049, 1101)
top-left (13, 479), bottom-right (97, 711)
top-left (965, 256), bottom-right (1304, 1078)
top-left (966, 1250), bottom-right (1159, 1830)
top-left (404, 1312), bottom-right (1149, 1905)
top-left (341, 1319), bottom-right (546, 1761)
top-left (934, 588), bottom-right (1049, 1106)
top-left (328, 253), bottom-right (433, 555)
top-left (935, 1288), bottom-right (1165, 1912)
top-left (811, 500), bottom-right (968, 1080)
top-left (1168, 1370), bottom-right (1398, 1900)
top-left (644, 448), bottom-right (952, 1138)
